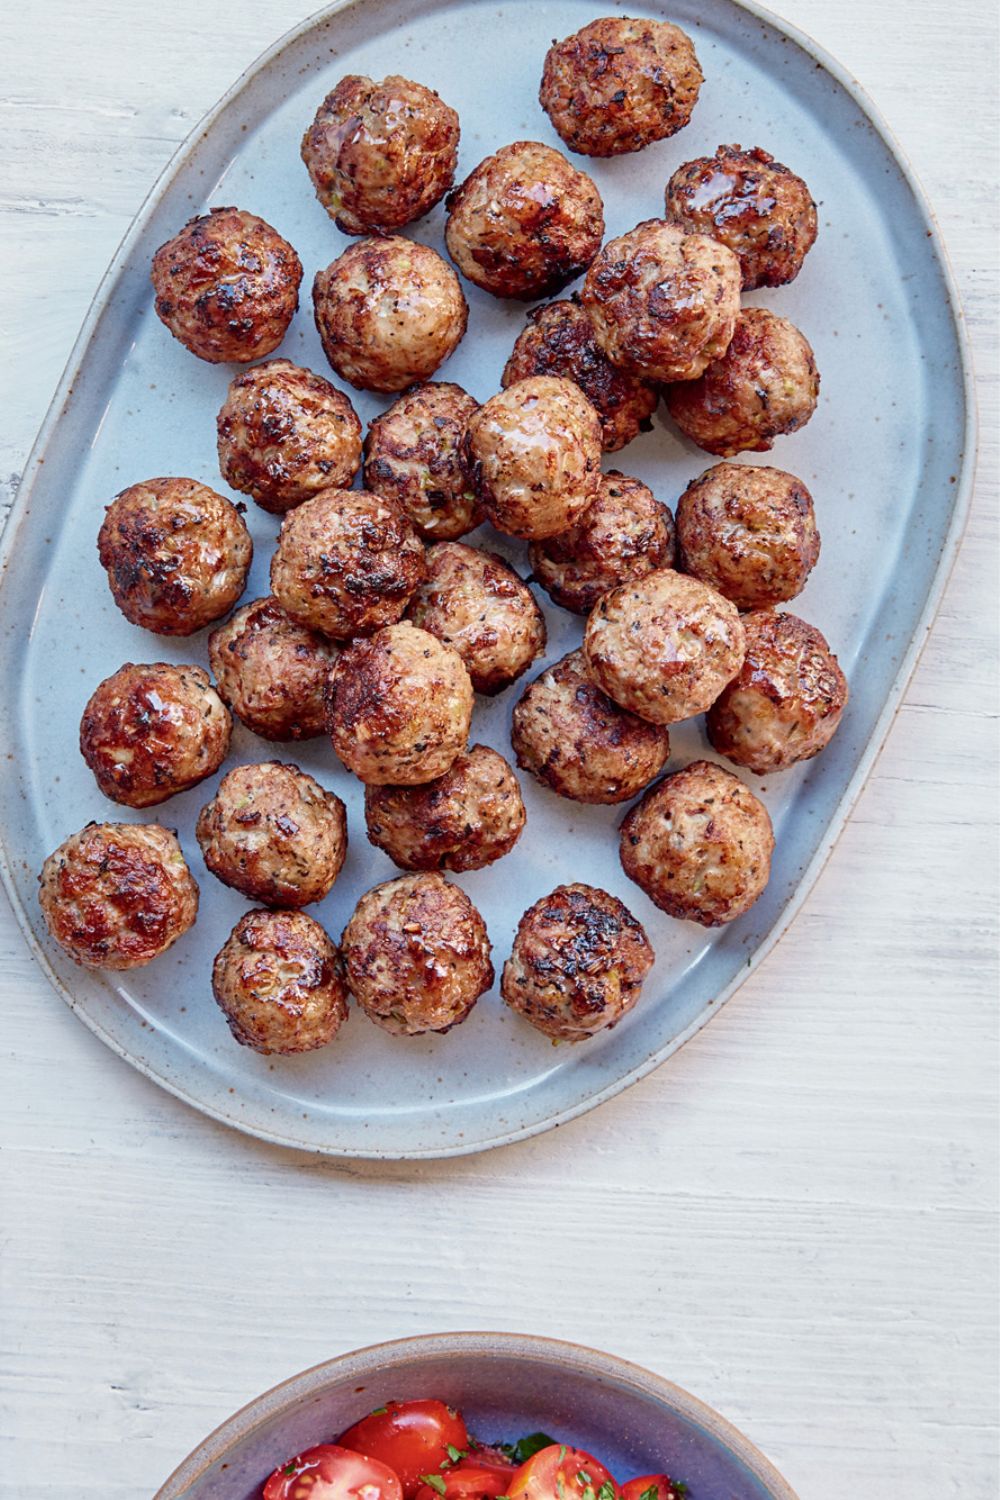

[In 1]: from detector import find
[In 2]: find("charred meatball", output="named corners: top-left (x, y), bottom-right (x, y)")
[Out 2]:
top-left (80, 662), bottom-right (231, 808)
top-left (707, 610), bottom-right (848, 774)
top-left (211, 908), bottom-right (348, 1055)
top-left (676, 463), bottom-right (820, 610)
top-left (529, 470), bottom-right (675, 615)
top-left (270, 487), bottom-right (426, 640)
top-left (620, 760), bottom-right (774, 926)
top-left (216, 359), bottom-right (362, 515)
top-left (665, 144), bottom-right (818, 290)
top-left (97, 477), bottom-right (252, 636)
top-left (208, 596), bottom-right (336, 742)
top-left (406, 542), bottom-right (545, 695)
top-left (581, 219), bottom-right (741, 383)
top-left (445, 141), bottom-right (604, 300)
top-left (301, 74), bottom-right (460, 235)
top-left (313, 237), bottom-right (467, 394)
top-left (39, 822), bottom-right (198, 971)
top-left (584, 569), bottom-right (745, 726)
top-left (364, 744), bottom-right (525, 872)
top-left (364, 382), bottom-right (482, 541)
top-left (196, 762), bottom-right (348, 907)
top-left (150, 207), bottom-right (302, 364)
top-left (665, 308), bottom-right (820, 456)
top-left (327, 622), bottom-right (473, 785)
top-left (539, 17), bottom-right (702, 158)
top-left (465, 376), bottom-right (602, 539)
top-left (341, 872), bottom-right (493, 1035)
top-left (501, 883), bottom-right (653, 1042)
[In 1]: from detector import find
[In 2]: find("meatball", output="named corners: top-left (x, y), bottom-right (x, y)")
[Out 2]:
top-left (301, 73), bottom-right (460, 235)
top-left (676, 463), bottom-right (820, 610)
top-left (150, 207), bottom-right (302, 364)
top-left (464, 376), bottom-right (602, 540)
top-left (38, 822), bottom-right (198, 971)
top-left (445, 141), bottom-right (604, 300)
top-left (208, 596), bottom-right (337, 742)
top-left (270, 487), bottom-right (426, 641)
top-left (511, 649), bottom-right (670, 805)
top-left (581, 219), bottom-right (741, 383)
top-left (620, 760), bottom-right (774, 926)
top-left (406, 542), bottom-right (546, 695)
top-left (341, 873), bottom-right (493, 1035)
top-left (665, 144), bottom-right (818, 290)
top-left (211, 908), bottom-right (347, 1055)
top-left (707, 610), bottom-right (849, 774)
top-left (363, 382), bottom-right (482, 541)
top-left (665, 308), bottom-right (820, 456)
top-left (196, 762), bottom-right (348, 907)
top-left (313, 237), bottom-right (468, 394)
top-left (97, 477), bottom-right (252, 636)
top-left (80, 662), bottom-right (231, 808)
top-left (216, 359), bottom-right (362, 515)
top-left (529, 470), bottom-right (675, 615)
top-left (364, 744), bottom-right (526, 872)
top-left (327, 622), bottom-right (473, 785)
top-left (584, 568), bottom-right (745, 726)
top-left (539, 17), bottom-right (702, 158)
top-left (501, 883), bottom-right (653, 1042)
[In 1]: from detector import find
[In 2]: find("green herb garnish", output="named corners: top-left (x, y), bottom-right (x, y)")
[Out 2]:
top-left (421, 1476), bottom-right (447, 1497)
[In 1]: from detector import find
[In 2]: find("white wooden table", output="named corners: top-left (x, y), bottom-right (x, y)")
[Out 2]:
top-left (0, 3), bottom-right (996, 1496)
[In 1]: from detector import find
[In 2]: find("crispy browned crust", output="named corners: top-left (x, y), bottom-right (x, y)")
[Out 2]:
top-left (363, 382), bottom-right (482, 541)
top-left (208, 596), bottom-right (337, 742)
top-left (211, 908), bottom-right (348, 1055)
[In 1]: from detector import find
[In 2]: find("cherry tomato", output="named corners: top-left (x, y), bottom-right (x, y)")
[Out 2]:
top-left (458, 1452), bottom-right (517, 1483)
top-left (621, 1477), bottom-right (681, 1500)
top-left (415, 1465), bottom-right (515, 1500)
top-left (508, 1445), bottom-right (620, 1500)
top-left (263, 1444), bottom-right (404, 1500)
top-left (338, 1400), bottom-right (470, 1498)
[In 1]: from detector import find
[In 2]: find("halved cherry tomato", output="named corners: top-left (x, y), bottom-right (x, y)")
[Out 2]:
top-left (263, 1444), bottom-right (404, 1500)
top-left (621, 1476), bottom-right (681, 1500)
top-left (458, 1450), bottom-right (517, 1480)
top-left (508, 1445), bottom-right (620, 1500)
top-left (415, 1464), bottom-right (515, 1500)
top-left (338, 1400), bottom-right (470, 1498)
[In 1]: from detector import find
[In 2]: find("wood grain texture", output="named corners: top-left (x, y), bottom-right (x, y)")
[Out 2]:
top-left (0, 2), bottom-right (997, 1497)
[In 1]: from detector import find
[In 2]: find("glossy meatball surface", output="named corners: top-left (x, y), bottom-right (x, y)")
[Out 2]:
top-left (445, 141), bottom-right (604, 300)
top-left (39, 822), bottom-right (198, 971)
top-left (666, 307), bottom-right (820, 456)
top-left (196, 761), bottom-right (348, 907)
top-left (212, 908), bottom-right (348, 1054)
top-left (151, 207), bottom-right (302, 364)
top-left (80, 662), bottom-right (231, 808)
top-left (501, 883), bottom-right (654, 1042)
top-left (707, 610), bottom-right (848, 774)
top-left (341, 873), bottom-right (493, 1035)
top-left (301, 74), bottom-right (459, 235)
top-left (620, 759), bottom-right (774, 926)
top-left (363, 382), bottom-right (481, 541)
top-left (208, 596), bottom-right (337, 742)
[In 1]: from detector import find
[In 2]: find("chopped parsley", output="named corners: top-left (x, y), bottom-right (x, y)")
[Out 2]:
top-left (421, 1476), bottom-right (448, 1497)
top-left (498, 1433), bottom-right (558, 1464)
top-left (446, 1445), bottom-right (468, 1465)
top-left (597, 1484), bottom-right (617, 1500)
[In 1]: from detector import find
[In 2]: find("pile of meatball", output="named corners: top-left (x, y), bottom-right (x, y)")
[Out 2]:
top-left (38, 16), bottom-right (848, 1059)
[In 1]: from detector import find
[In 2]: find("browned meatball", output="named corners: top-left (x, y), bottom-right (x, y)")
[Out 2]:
top-left (406, 542), bottom-right (546, 695)
top-left (707, 610), bottom-right (849, 774)
top-left (196, 762), bottom-right (348, 907)
top-left (665, 308), bottom-right (820, 456)
top-left (211, 908), bottom-right (348, 1054)
top-left (208, 596), bottom-right (337, 742)
top-left (327, 622), bottom-right (473, 785)
top-left (313, 238), bottom-right (468, 394)
top-left (511, 649), bottom-right (670, 805)
top-left (38, 822), bottom-right (198, 971)
top-left (539, 17), bottom-right (702, 158)
top-left (581, 219), bottom-right (741, 383)
top-left (676, 463), bottom-right (820, 610)
top-left (501, 883), bottom-right (653, 1041)
top-left (150, 207), bottom-right (302, 364)
top-left (97, 477), bottom-right (252, 636)
top-left (665, 145), bottom-right (818, 290)
top-left (270, 488), bottom-right (426, 641)
top-left (80, 662), bottom-right (231, 808)
top-left (529, 470), bottom-right (675, 615)
top-left (216, 359), bottom-right (362, 515)
top-left (620, 760), bottom-right (774, 926)
top-left (363, 382), bottom-right (482, 541)
top-left (341, 872), bottom-right (493, 1035)
top-left (584, 568), bottom-right (745, 726)
top-left (301, 74), bottom-right (460, 235)
top-left (445, 141), bottom-right (604, 300)
top-left (364, 744), bottom-right (525, 872)
top-left (464, 376), bottom-right (602, 539)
